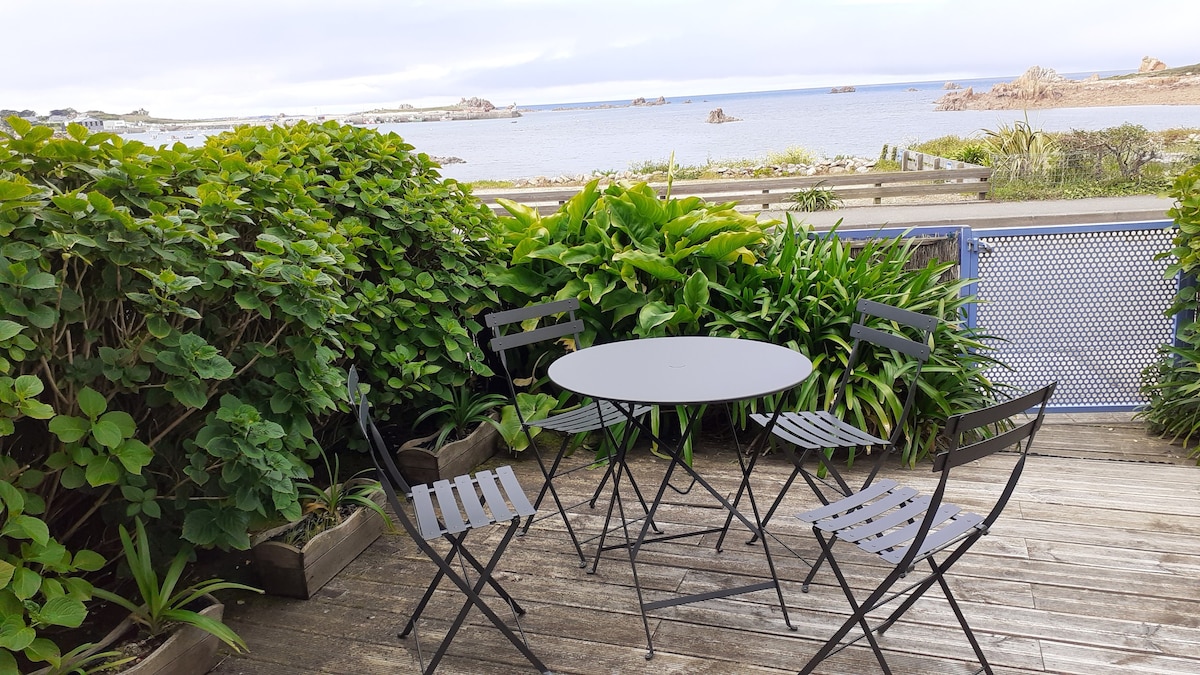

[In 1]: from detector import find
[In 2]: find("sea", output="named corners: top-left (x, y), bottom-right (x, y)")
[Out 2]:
top-left (120, 73), bottom-right (1200, 182)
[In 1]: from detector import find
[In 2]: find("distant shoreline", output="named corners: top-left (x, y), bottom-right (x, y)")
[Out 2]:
top-left (936, 64), bottom-right (1200, 110)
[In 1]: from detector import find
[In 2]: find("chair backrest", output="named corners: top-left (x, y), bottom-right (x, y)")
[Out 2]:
top-left (347, 366), bottom-right (414, 512)
top-left (935, 381), bottom-right (1056, 525)
top-left (484, 298), bottom-right (587, 409)
top-left (889, 382), bottom-right (1055, 572)
top-left (833, 299), bottom-right (939, 446)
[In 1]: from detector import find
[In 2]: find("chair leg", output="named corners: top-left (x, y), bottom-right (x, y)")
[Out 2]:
top-left (523, 429), bottom-right (588, 567)
top-left (800, 530), bottom-right (902, 675)
top-left (418, 520), bottom-right (550, 675)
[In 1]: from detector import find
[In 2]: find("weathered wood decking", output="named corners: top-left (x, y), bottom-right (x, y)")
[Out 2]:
top-left (212, 416), bottom-right (1200, 674)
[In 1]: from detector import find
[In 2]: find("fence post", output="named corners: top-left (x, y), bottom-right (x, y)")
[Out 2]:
top-left (762, 188), bottom-right (769, 210)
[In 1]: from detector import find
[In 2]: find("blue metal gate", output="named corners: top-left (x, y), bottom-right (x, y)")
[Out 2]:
top-left (966, 221), bottom-right (1177, 411)
top-left (837, 220), bottom-right (1177, 411)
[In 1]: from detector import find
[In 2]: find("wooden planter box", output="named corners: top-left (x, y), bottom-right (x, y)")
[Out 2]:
top-left (250, 489), bottom-right (387, 599)
top-left (33, 595), bottom-right (225, 675)
top-left (397, 415), bottom-right (500, 484)
top-left (124, 596), bottom-right (224, 675)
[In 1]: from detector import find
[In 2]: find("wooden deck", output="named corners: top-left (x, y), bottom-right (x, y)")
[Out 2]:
top-left (212, 415), bottom-right (1200, 674)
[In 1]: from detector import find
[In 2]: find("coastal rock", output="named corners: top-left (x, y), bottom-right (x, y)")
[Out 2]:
top-left (943, 82), bottom-right (962, 90)
top-left (830, 86), bottom-right (856, 93)
top-left (706, 108), bottom-right (741, 124)
top-left (906, 87), bottom-right (919, 92)
top-left (457, 97), bottom-right (496, 111)
top-left (431, 156), bottom-right (465, 165)
top-left (1139, 56), bottom-right (1167, 73)
top-left (631, 96), bottom-right (668, 106)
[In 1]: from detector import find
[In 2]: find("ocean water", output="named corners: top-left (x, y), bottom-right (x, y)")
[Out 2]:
top-left (122, 74), bottom-right (1200, 182)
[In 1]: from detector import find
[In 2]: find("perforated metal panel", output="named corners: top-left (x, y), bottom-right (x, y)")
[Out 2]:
top-left (973, 223), bottom-right (1177, 409)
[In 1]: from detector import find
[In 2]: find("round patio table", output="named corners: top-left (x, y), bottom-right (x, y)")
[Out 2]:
top-left (548, 336), bottom-right (812, 658)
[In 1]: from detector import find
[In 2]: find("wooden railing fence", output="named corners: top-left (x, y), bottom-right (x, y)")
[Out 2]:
top-left (475, 162), bottom-right (991, 215)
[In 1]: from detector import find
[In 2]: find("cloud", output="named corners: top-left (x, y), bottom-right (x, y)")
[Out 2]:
top-left (6, 0), bottom-right (1199, 118)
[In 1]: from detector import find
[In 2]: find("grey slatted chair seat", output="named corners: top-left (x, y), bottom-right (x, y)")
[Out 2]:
top-left (795, 383), bottom-right (1055, 675)
top-left (409, 466), bottom-right (535, 541)
top-left (765, 410), bottom-right (886, 449)
top-left (533, 399), bottom-right (651, 433)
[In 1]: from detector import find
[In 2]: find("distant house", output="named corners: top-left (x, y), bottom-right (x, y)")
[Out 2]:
top-left (103, 119), bottom-right (130, 130)
top-left (72, 116), bottom-right (104, 131)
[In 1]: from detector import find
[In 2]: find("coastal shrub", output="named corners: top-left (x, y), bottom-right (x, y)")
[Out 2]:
top-left (1138, 161), bottom-right (1200, 458)
top-left (490, 182), bottom-right (1001, 466)
top-left (489, 179), bottom-right (768, 344)
top-left (787, 184), bottom-right (841, 212)
top-left (707, 218), bottom-right (1002, 466)
top-left (0, 118), bottom-right (500, 668)
top-left (984, 116), bottom-right (1057, 178)
top-left (909, 135), bottom-right (986, 164)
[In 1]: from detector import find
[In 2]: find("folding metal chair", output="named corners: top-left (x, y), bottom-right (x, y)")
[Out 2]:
top-left (796, 382), bottom-right (1055, 674)
top-left (347, 367), bottom-right (550, 674)
top-left (747, 299), bottom-right (938, 538)
top-left (484, 298), bottom-right (652, 567)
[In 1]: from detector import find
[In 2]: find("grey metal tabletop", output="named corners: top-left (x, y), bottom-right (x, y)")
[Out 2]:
top-left (548, 336), bottom-right (813, 405)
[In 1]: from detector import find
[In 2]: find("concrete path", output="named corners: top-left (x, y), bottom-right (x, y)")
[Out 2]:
top-left (766, 194), bottom-right (1175, 230)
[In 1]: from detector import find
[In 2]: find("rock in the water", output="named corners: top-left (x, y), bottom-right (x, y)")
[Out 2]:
top-left (706, 108), bottom-right (741, 123)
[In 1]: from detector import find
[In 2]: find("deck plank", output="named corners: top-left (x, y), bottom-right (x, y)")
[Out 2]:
top-left (214, 416), bottom-right (1200, 674)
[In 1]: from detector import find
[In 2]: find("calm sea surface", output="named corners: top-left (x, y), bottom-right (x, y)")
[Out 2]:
top-left (123, 75), bottom-right (1200, 182)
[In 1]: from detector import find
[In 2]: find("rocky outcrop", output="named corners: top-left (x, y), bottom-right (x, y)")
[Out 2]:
top-left (943, 82), bottom-right (962, 90)
top-left (1140, 56), bottom-right (1167, 73)
top-left (706, 108), bottom-right (741, 124)
top-left (457, 97), bottom-right (495, 111)
top-left (934, 62), bottom-right (1200, 110)
top-left (631, 96), bottom-right (668, 106)
top-left (830, 86), bottom-right (856, 93)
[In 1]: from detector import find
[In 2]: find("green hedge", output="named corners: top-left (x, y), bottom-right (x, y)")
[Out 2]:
top-left (0, 119), bottom-right (500, 669)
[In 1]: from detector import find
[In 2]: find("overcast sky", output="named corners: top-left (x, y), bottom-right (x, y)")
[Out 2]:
top-left (7, 0), bottom-right (1199, 119)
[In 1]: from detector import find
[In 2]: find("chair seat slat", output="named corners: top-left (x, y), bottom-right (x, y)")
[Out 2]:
top-left (814, 486), bottom-right (920, 532)
top-left (476, 469), bottom-right (515, 523)
top-left (432, 479), bottom-right (467, 535)
top-left (454, 474), bottom-right (491, 529)
top-left (799, 479), bottom-right (898, 523)
top-left (410, 485), bottom-right (444, 540)
top-left (497, 465), bottom-right (537, 518)
top-left (854, 503), bottom-right (959, 551)
top-left (837, 495), bottom-right (934, 542)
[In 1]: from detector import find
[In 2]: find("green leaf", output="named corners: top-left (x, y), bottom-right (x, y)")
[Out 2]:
top-left (113, 439), bottom-right (153, 474)
top-left (613, 250), bottom-right (686, 282)
top-left (72, 549), bottom-right (105, 572)
top-left (76, 387), bottom-right (107, 419)
top-left (90, 420), bottom-right (123, 449)
top-left (146, 315), bottom-right (172, 338)
top-left (0, 619), bottom-right (35, 652)
top-left (0, 180), bottom-right (33, 201)
top-left (683, 270), bottom-right (710, 310)
top-left (37, 597), bottom-right (86, 628)
top-left (165, 378), bottom-right (208, 409)
top-left (48, 416), bottom-right (90, 443)
top-left (11, 567), bottom-right (41, 600)
top-left (0, 560), bottom-right (14, 588)
top-left (0, 321), bottom-right (23, 341)
top-left (23, 637), bottom-right (59, 663)
top-left (84, 456), bottom-right (121, 486)
top-left (0, 483), bottom-right (21, 515)
top-left (2, 514), bottom-right (49, 545)
top-left (100, 411), bottom-right (136, 439)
